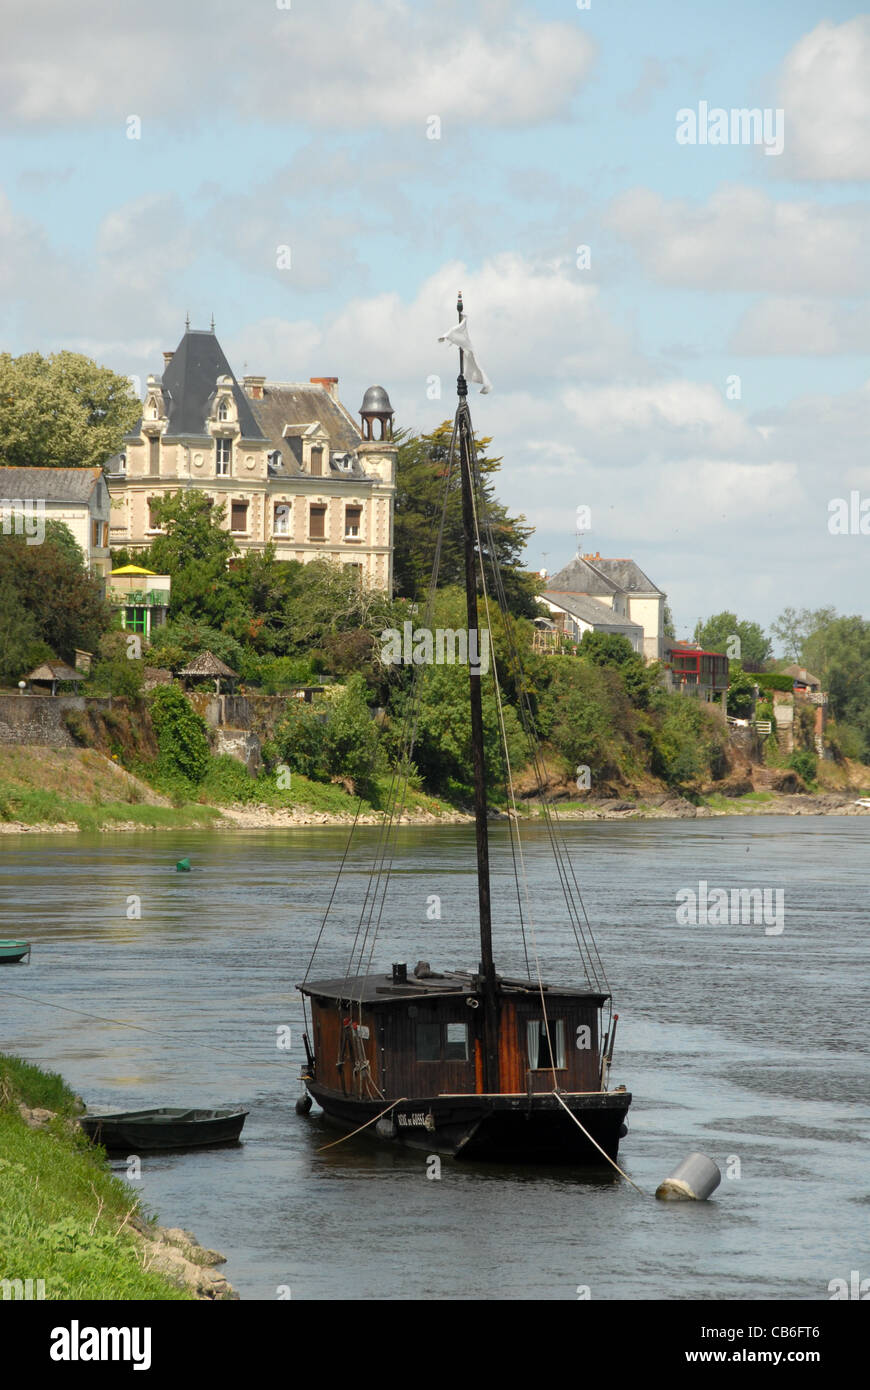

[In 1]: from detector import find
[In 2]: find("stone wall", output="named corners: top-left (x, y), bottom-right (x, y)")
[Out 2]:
top-left (0, 695), bottom-right (115, 748)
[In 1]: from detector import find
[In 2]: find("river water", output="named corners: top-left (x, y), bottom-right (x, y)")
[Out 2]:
top-left (1, 817), bottom-right (867, 1301)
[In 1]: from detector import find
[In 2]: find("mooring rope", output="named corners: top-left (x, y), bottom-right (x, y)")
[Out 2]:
top-left (315, 1096), bottom-right (408, 1151)
top-left (550, 1090), bottom-right (646, 1195)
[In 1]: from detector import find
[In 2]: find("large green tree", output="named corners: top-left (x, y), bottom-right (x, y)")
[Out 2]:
top-left (802, 614), bottom-right (870, 757)
top-left (0, 351), bottom-right (140, 470)
top-left (0, 526), bottom-right (109, 676)
top-left (143, 492), bottom-right (239, 626)
top-left (693, 611), bottom-right (772, 665)
top-left (771, 606), bottom-right (838, 664)
top-left (392, 422), bottom-right (538, 616)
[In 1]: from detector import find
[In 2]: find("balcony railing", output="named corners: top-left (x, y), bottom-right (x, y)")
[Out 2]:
top-left (108, 589), bottom-right (170, 607)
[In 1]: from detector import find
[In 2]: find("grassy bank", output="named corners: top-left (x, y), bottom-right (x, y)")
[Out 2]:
top-left (0, 1055), bottom-right (192, 1300)
top-left (0, 746), bottom-right (221, 831)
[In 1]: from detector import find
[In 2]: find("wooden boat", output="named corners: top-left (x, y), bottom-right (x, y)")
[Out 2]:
top-left (297, 296), bottom-right (632, 1164)
top-left (79, 1107), bottom-right (248, 1151)
top-left (0, 940), bottom-right (31, 964)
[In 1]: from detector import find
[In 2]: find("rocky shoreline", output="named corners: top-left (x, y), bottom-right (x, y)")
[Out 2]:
top-left (2, 792), bottom-right (869, 834)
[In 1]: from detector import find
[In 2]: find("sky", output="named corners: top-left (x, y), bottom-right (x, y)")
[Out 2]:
top-left (1, 0), bottom-right (869, 645)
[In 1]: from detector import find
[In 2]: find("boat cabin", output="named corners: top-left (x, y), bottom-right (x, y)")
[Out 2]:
top-left (299, 962), bottom-right (610, 1100)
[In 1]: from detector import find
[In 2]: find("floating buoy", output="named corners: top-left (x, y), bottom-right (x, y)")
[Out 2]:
top-left (656, 1152), bottom-right (721, 1201)
top-left (295, 1093), bottom-right (312, 1116)
top-left (375, 1117), bottom-right (396, 1140)
top-left (176, 858), bottom-right (191, 872)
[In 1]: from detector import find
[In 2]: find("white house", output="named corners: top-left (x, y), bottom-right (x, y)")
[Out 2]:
top-left (541, 552), bottom-right (665, 661)
top-left (0, 466), bottom-right (111, 578)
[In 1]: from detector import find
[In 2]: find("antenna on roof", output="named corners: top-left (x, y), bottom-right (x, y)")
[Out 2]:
top-left (210, 314), bottom-right (215, 332)
top-left (185, 312), bottom-right (190, 330)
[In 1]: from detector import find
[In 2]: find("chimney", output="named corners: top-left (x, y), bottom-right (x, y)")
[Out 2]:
top-left (163, 352), bottom-right (174, 369)
top-left (243, 375), bottom-right (266, 400)
top-left (311, 376), bottom-right (339, 402)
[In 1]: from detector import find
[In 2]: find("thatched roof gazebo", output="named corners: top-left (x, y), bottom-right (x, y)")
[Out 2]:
top-left (26, 661), bottom-right (84, 696)
top-left (178, 651), bottom-right (238, 695)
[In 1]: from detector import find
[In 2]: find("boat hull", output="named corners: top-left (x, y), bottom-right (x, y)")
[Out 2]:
top-left (79, 1108), bottom-right (248, 1152)
top-left (0, 941), bottom-right (30, 963)
top-left (306, 1084), bottom-right (631, 1164)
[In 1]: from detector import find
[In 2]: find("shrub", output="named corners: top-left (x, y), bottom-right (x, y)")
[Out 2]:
top-left (149, 684), bottom-right (210, 784)
top-left (757, 672), bottom-right (795, 693)
top-left (787, 749), bottom-right (817, 784)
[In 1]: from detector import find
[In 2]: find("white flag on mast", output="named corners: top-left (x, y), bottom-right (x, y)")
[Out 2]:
top-left (438, 315), bottom-right (492, 394)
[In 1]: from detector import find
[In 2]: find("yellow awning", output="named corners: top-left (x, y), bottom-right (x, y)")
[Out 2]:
top-left (110, 565), bottom-right (157, 576)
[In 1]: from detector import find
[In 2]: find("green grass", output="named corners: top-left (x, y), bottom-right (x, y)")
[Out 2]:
top-left (0, 1055), bottom-right (80, 1115)
top-left (0, 779), bottom-right (220, 831)
top-left (0, 1058), bottom-right (192, 1300)
top-left (703, 790), bottom-right (776, 812)
top-left (198, 758), bottom-right (460, 819)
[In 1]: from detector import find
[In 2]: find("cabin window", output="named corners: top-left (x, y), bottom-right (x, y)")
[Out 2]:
top-left (527, 1019), bottom-right (566, 1070)
top-left (415, 1021), bottom-right (468, 1062)
top-left (445, 1022), bottom-right (468, 1061)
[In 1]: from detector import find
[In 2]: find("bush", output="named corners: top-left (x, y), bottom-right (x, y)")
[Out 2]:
top-left (787, 749), bottom-right (818, 784)
top-left (149, 684), bottom-right (210, 784)
top-left (825, 720), bottom-right (867, 762)
top-left (757, 672), bottom-right (795, 693)
top-left (269, 700), bottom-right (328, 780)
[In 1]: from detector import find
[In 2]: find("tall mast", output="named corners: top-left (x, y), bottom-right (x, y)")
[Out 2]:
top-left (454, 291), bottom-right (500, 1093)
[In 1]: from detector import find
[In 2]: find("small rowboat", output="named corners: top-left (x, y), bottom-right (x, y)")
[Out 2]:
top-left (0, 940), bottom-right (31, 964)
top-left (79, 1107), bottom-right (248, 1151)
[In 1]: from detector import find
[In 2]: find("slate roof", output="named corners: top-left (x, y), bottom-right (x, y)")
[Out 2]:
top-left (0, 467), bottom-right (104, 502)
top-left (544, 591), bottom-right (644, 637)
top-left (546, 554), bottom-right (662, 598)
top-left (587, 557), bottom-right (662, 595)
top-left (251, 382), bottom-right (367, 479)
top-left (546, 556), bottom-right (619, 597)
top-left (136, 330), bottom-right (267, 443)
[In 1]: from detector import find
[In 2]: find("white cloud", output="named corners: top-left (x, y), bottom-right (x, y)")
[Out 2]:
top-left (606, 186), bottom-right (870, 293)
top-left (731, 298), bottom-right (870, 355)
top-left (0, 0), bottom-right (595, 130)
top-left (777, 18), bottom-right (870, 180)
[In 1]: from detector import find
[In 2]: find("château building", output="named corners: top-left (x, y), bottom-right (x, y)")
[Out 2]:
top-left (106, 326), bottom-right (397, 590)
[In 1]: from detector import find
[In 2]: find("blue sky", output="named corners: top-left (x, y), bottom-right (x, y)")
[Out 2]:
top-left (2, 0), bottom-right (869, 643)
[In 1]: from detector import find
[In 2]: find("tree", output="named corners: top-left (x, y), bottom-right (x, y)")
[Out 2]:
top-left (0, 351), bottom-right (140, 470)
top-left (0, 579), bottom-right (42, 685)
top-left (802, 614), bottom-right (870, 759)
top-left (771, 606), bottom-right (838, 663)
top-left (726, 663), bottom-right (757, 718)
top-left (577, 630), bottom-right (656, 709)
top-left (693, 611), bottom-right (771, 665)
top-left (145, 492), bottom-right (239, 626)
top-left (663, 603), bottom-right (676, 641)
top-left (392, 422), bottom-right (537, 615)
top-left (0, 529), bottom-right (109, 663)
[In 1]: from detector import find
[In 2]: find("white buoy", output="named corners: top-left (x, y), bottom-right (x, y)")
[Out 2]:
top-left (656, 1152), bottom-right (721, 1201)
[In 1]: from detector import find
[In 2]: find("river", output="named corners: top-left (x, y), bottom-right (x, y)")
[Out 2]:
top-left (1, 817), bottom-right (867, 1300)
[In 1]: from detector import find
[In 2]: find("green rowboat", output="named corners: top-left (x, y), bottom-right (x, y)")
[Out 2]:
top-left (0, 940), bottom-right (31, 964)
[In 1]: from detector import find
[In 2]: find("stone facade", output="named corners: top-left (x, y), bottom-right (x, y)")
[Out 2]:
top-left (107, 329), bottom-right (397, 591)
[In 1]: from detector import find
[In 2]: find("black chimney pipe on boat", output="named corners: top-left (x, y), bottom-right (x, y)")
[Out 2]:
top-left (455, 291), bottom-right (500, 1094)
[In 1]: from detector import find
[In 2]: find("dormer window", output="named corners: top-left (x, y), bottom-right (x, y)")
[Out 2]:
top-left (217, 399), bottom-right (230, 422)
top-left (147, 398), bottom-right (159, 420)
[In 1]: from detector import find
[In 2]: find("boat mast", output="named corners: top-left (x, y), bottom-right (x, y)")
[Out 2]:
top-left (454, 292), bottom-right (500, 1093)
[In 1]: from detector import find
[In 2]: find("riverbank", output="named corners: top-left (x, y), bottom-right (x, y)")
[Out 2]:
top-left (1, 744), bottom-right (868, 834)
top-left (0, 1055), bottom-right (236, 1301)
